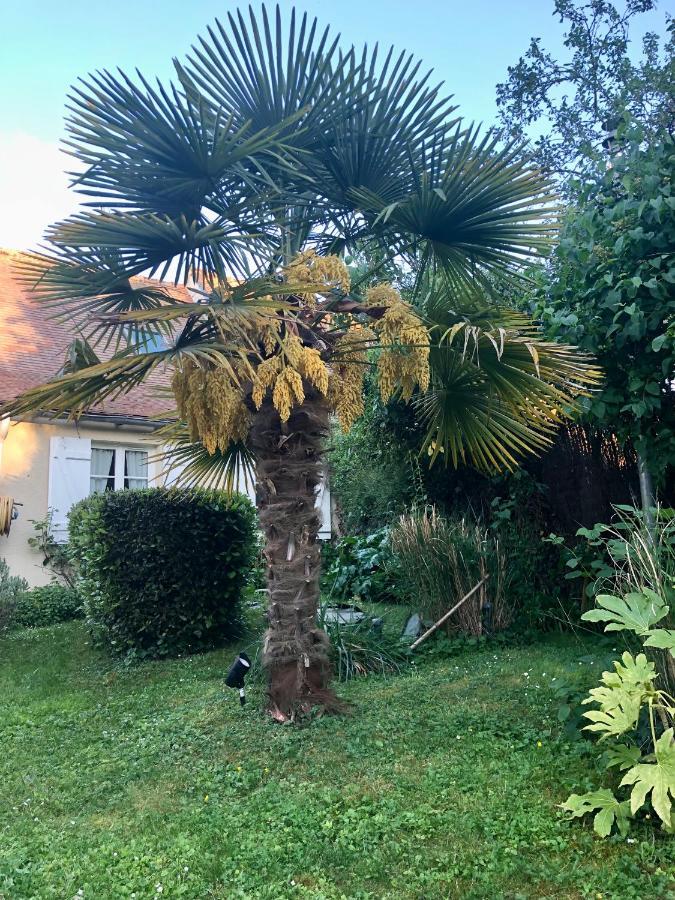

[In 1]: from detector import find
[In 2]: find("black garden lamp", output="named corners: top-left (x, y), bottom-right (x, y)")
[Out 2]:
top-left (225, 652), bottom-right (251, 705)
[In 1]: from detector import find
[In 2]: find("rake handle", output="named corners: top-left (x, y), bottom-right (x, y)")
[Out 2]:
top-left (410, 576), bottom-right (490, 651)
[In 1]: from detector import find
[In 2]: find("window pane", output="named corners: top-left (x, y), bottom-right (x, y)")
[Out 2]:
top-left (90, 448), bottom-right (115, 493)
top-left (124, 450), bottom-right (148, 490)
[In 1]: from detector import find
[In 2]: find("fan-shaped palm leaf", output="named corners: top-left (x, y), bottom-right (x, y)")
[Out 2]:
top-left (156, 421), bottom-right (256, 492)
top-left (66, 65), bottom-right (297, 217)
top-left (351, 127), bottom-right (558, 295)
top-left (417, 296), bottom-right (602, 470)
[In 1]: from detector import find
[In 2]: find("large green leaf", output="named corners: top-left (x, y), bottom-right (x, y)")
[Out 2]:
top-left (157, 423), bottom-right (256, 493)
top-left (604, 744), bottom-right (643, 772)
top-left (582, 589), bottom-right (669, 635)
top-left (66, 64), bottom-right (293, 217)
top-left (351, 127), bottom-right (559, 293)
top-left (582, 652), bottom-right (656, 740)
top-left (621, 729), bottom-right (675, 828)
top-left (560, 789), bottom-right (631, 837)
top-left (643, 629), bottom-right (675, 659)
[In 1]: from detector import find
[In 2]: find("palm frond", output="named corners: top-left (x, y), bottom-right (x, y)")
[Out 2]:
top-left (13, 249), bottom-right (186, 348)
top-left (416, 352), bottom-right (556, 472)
top-left (46, 210), bottom-right (260, 285)
top-left (0, 337), bottom-right (249, 420)
top-left (178, 5), bottom-right (344, 138)
top-left (352, 126), bottom-right (559, 295)
top-left (416, 292), bottom-right (603, 472)
top-left (308, 44), bottom-right (459, 209)
top-left (156, 422), bottom-right (256, 492)
top-left (65, 64), bottom-right (296, 217)
top-left (59, 336), bottom-right (102, 375)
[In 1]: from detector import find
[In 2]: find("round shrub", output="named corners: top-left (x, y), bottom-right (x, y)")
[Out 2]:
top-left (14, 584), bottom-right (83, 628)
top-left (68, 488), bottom-right (258, 660)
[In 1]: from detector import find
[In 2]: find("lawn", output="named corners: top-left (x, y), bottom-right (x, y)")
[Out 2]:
top-left (1, 622), bottom-right (673, 899)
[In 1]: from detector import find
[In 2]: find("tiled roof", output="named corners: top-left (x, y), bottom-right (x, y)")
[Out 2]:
top-left (0, 249), bottom-right (191, 420)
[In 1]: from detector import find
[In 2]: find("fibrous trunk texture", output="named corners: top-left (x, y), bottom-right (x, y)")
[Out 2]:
top-left (249, 389), bottom-right (340, 720)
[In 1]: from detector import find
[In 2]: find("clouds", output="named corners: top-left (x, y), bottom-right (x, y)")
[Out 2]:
top-left (0, 131), bottom-right (80, 250)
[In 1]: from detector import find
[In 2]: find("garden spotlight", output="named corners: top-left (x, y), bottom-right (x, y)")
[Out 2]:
top-left (225, 652), bottom-right (251, 705)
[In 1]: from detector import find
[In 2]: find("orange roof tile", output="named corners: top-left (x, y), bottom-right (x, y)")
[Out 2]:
top-left (0, 249), bottom-right (191, 420)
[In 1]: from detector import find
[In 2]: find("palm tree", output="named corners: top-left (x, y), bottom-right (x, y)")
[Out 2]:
top-left (4, 5), bottom-right (599, 719)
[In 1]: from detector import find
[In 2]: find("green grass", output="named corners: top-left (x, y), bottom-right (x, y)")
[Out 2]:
top-left (1, 623), bottom-right (673, 899)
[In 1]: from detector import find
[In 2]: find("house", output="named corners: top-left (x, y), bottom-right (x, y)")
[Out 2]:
top-left (0, 249), bottom-right (330, 586)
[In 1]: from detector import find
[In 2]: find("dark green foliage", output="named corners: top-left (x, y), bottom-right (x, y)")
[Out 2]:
top-left (329, 387), bottom-right (416, 533)
top-left (13, 584), bottom-right (83, 628)
top-left (535, 136), bottom-right (675, 479)
top-left (0, 559), bottom-right (27, 633)
top-left (68, 488), bottom-right (257, 661)
top-left (321, 528), bottom-right (402, 605)
top-left (487, 476), bottom-right (574, 630)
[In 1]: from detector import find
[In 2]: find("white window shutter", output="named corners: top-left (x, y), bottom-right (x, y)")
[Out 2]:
top-left (48, 436), bottom-right (92, 542)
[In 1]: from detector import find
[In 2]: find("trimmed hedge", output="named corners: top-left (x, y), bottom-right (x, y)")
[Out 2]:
top-left (0, 558), bottom-right (28, 633)
top-left (69, 488), bottom-right (258, 660)
top-left (14, 584), bottom-right (83, 628)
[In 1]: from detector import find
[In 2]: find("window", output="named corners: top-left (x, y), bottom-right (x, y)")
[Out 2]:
top-left (90, 447), bottom-right (149, 494)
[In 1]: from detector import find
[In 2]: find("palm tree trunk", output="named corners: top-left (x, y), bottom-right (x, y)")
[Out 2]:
top-left (249, 388), bottom-right (340, 719)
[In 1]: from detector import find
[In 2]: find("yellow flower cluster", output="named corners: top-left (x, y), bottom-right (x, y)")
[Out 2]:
top-left (364, 283), bottom-right (401, 307)
top-left (272, 367), bottom-right (305, 422)
top-left (212, 299), bottom-right (281, 357)
top-left (283, 250), bottom-right (351, 307)
top-left (373, 300), bottom-right (430, 402)
top-left (250, 336), bottom-right (329, 422)
top-left (172, 361), bottom-right (251, 454)
top-left (327, 325), bottom-right (375, 432)
top-left (251, 356), bottom-right (281, 410)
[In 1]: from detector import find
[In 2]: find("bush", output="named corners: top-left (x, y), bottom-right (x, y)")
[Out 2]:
top-left (321, 528), bottom-right (401, 604)
top-left (14, 584), bottom-right (83, 628)
top-left (69, 488), bottom-right (258, 660)
top-left (329, 384), bottom-right (417, 532)
top-left (0, 558), bottom-right (28, 633)
top-left (391, 507), bottom-right (512, 636)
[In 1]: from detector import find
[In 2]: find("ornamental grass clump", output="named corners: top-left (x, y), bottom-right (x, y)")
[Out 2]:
top-left (391, 507), bottom-right (511, 636)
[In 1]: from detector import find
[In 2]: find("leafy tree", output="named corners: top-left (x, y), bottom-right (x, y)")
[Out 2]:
top-left (497, 0), bottom-right (674, 178)
top-left (3, 6), bottom-right (598, 718)
top-left (534, 136), bottom-right (675, 497)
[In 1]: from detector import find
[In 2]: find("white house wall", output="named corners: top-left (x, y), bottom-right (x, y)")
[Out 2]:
top-left (0, 420), bottom-right (332, 587)
top-left (0, 421), bottom-right (160, 585)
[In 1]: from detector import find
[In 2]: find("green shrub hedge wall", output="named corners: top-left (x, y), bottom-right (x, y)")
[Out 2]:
top-left (69, 488), bottom-right (258, 660)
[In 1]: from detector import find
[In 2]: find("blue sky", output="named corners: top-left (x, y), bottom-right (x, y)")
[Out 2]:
top-left (0, 0), bottom-right (670, 247)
